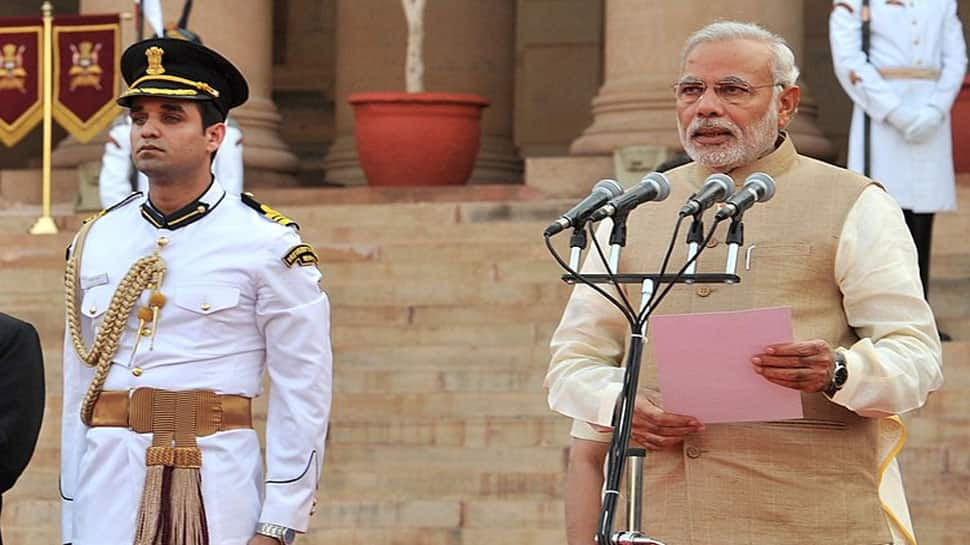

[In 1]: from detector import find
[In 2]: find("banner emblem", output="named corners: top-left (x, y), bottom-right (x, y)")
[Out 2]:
top-left (1, 43), bottom-right (28, 93)
top-left (68, 40), bottom-right (103, 91)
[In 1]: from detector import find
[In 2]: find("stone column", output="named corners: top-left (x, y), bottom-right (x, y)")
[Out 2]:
top-left (324, 0), bottom-right (521, 185)
top-left (192, 0), bottom-right (299, 185)
top-left (570, 0), bottom-right (832, 160)
top-left (54, 0), bottom-right (299, 186)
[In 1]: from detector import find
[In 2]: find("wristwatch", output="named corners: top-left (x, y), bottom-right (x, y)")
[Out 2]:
top-left (255, 522), bottom-right (296, 545)
top-left (825, 350), bottom-right (848, 397)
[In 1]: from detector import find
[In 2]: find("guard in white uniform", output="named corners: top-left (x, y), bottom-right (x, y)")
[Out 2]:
top-left (99, 114), bottom-right (244, 207)
top-left (61, 37), bottom-right (331, 545)
top-left (830, 0), bottom-right (967, 328)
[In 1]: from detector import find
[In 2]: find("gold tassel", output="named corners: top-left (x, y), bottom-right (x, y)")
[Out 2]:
top-left (133, 459), bottom-right (169, 545)
top-left (169, 463), bottom-right (209, 545)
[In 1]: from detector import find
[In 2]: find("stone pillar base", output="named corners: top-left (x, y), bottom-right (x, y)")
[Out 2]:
top-left (468, 136), bottom-right (523, 184)
top-left (570, 86), bottom-right (680, 155)
top-left (321, 136), bottom-right (366, 186)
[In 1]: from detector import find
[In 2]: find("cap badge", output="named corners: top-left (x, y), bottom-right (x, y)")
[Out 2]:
top-left (145, 46), bottom-right (166, 76)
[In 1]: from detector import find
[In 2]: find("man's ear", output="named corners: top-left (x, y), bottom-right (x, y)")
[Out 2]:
top-left (205, 122), bottom-right (227, 153)
top-left (776, 85), bottom-right (801, 129)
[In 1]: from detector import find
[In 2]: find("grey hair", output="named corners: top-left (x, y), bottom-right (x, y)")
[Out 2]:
top-left (681, 21), bottom-right (800, 87)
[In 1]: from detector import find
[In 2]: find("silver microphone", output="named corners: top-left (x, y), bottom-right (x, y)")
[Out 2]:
top-left (679, 173), bottom-right (734, 216)
top-left (714, 172), bottom-right (776, 221)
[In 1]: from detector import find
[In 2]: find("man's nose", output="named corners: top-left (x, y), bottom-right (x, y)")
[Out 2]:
top-left (694, 86), bottom-right (725, 117)
top-left (136, 118), bottom-right (161, 137)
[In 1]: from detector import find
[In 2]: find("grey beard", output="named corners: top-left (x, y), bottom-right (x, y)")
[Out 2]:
top-left (679, 106), bottom-right (779, 171)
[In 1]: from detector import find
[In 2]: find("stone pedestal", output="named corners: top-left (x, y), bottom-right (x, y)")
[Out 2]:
top-left (324, 0), bottom-right (521, 185)
top-left (52, 0), bottom-right (299, 187)
top-left (570, 0), bottom-right (832, 160)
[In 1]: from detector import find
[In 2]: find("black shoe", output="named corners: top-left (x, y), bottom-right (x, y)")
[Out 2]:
top-left (939, 329), bottom-right (952, 343)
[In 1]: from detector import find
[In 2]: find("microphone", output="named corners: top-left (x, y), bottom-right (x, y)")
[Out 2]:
top-left (714, 172), bottom-right (776, 221)
top-left (589, 172), bottom-right (671, 222)
top-left (544, 179), bottom-right (624, 236)
top-left (678, 173), bottom-right (734, 216)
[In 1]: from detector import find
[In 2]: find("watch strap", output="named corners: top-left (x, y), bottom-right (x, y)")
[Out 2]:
top-left (255, 522), bottom-right (294, 544)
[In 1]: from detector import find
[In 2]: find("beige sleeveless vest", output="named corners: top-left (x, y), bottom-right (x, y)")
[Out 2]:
top-left (617, 137), bottom-right (892, 545)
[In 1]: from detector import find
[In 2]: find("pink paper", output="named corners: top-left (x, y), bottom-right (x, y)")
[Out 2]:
top-left (650, 306), bottom-right (803, 424)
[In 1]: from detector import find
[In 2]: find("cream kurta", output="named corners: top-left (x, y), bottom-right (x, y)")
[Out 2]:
top-left (830, 0), bottom-right (967, 212)
top-left (546, 138), bottom-right (942, 544)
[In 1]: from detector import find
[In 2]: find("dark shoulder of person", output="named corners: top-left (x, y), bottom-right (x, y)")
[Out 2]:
top-left (0, 313), bottom-right (45, 496)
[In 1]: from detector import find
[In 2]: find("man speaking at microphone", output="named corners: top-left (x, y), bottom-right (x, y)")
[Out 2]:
top-left (545, 21), bottom-right (942, 545)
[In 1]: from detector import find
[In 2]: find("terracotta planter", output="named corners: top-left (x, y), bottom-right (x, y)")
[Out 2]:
top-left (349, 92), bottom-right (489, 186)
top-left (952, 75), bottom-right (970, 173)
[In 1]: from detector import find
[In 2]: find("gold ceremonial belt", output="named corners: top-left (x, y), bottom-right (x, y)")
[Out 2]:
top-left (878, 67), bottom-right (941, 80)
top-left (90, 388), bottom-right (253, 436)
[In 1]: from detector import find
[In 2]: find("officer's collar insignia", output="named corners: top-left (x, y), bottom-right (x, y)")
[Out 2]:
top-left (282, 243), bottom-right (319, 268)
top-left (241, 192), bottom-right (300, 230)
top-left (140, 180), bottom-right (225, 230)
top-left (146, 46), bottom-right (166, 76)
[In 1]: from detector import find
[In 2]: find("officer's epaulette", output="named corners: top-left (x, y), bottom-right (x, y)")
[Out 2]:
top-left (241, 192), bottom-right (300, 230)
top-left (81, 191), bottom-right (142, 225)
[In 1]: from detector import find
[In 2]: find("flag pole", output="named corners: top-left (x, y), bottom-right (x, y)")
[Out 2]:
top-left (29, 0), bottom-right (58, 235)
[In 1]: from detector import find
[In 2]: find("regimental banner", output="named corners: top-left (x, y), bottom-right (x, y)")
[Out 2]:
top-left (0, 18), bottom-right (42, 148)
top-left (52, 14), bottom-right (121, 143)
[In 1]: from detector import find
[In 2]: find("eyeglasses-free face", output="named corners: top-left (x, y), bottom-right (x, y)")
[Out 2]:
top-left (672, 77), bottom-right (784, 106)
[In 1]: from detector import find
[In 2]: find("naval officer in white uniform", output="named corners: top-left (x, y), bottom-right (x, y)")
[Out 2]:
top-left (61, 37), bottom-right (331, 545)
top-left (830, 0), bottom-right (967, 341)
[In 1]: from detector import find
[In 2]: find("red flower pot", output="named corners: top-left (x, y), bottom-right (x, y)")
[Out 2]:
top-left (349, 92), bottom-right (489, 186)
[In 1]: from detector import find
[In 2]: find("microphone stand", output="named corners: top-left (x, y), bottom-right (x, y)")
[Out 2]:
top-left (608, 212), bottom-right (630, 274)
top-left (683, 214), bottom-right (704, 279)
top-left (569, 225), bottom-right (589, 271)
top-left (724, 218), bottom-right (743, 281)
top-left (550, 217), bottom-right (740, 545)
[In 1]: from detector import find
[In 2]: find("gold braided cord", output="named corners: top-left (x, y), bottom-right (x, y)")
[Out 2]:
top-left (65, 219), bottom-right (166, 425)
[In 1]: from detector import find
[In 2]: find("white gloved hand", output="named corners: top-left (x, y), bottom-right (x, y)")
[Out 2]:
top-left (884, 106), bottom-right (920, 134)
top-left (903, 105), bottom-right (945, 143)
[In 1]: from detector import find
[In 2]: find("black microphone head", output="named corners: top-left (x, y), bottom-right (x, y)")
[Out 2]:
top-left (640, 172), bottom-right (672, 202)
top-left (744, 172), bottom-right (775, 202)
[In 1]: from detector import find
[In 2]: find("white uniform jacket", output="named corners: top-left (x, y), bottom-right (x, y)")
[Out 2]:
top-left (830, 0), bottom-right (967, 212)
top-left (98, 116), bottom-right (245, 207)
top-left (61, 180), bottom-right (332, 545)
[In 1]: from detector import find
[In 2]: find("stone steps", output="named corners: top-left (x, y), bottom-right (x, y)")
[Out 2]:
top-left (2, 182), bottom-right (968, 544)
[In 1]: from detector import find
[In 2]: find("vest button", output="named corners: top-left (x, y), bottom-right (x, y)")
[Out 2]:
top-left (696, 286), bottom-right (712, 297)
top-left (686, 446), bottom-right (702, 459)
